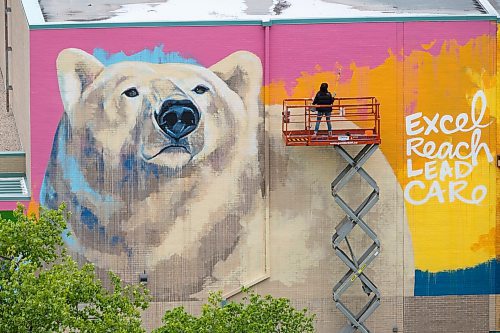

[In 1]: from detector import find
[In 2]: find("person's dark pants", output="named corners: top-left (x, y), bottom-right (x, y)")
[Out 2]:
top-left (314, 111), bottom-right (332, 133)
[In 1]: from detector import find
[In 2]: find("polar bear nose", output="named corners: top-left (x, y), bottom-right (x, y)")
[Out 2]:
top-left (156, 99), bottom-right (200, 139)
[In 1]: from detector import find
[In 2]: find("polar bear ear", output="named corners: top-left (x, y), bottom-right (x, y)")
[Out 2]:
top-left (56, 48), bottom-right (104, 112)
top-left (210, 51), bottom-right (262, 100)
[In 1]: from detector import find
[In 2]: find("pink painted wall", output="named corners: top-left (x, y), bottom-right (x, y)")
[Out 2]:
top-left (0, 201), bottom-right (28, 210)
top-left (268, 21), bottom-right (493, 94)
top-left (270, 22), bottom-right (400, 92)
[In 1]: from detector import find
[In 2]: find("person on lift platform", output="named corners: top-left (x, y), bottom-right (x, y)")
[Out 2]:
top-left (312, 82), bottom-right (335, 136)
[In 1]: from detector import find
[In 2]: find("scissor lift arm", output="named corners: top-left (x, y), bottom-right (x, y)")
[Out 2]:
top-left (331, 144), bottom-right (381, 333)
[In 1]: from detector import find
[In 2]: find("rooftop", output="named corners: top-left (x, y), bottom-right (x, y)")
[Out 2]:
top-left (23, 0), bottom-right (498, 26)
top-left (488, 0), bottom-right (500, 11)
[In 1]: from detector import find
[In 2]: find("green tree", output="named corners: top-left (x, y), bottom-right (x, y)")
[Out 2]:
top-left (153, 288), bottom-right (316, 333)
top-left (0, 204), bottom-right (150, 333)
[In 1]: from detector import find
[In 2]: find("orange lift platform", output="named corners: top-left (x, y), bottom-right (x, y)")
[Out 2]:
top-left (281, 97), bottom-right (381, 146)
top-left (282, 97), bottom-right (382, 333)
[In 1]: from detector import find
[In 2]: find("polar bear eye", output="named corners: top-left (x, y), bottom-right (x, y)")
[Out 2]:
top-left (123, 88), bottom-right (139, 98)
top-left (192, 85), bottom-right (209, 95)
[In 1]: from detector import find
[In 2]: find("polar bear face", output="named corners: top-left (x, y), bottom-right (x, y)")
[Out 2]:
top-left (56, 49), bottom-right (262, 169)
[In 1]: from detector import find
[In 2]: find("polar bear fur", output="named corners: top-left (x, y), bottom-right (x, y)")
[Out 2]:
top-left (41, 48), bottom-right (414, 326)
top-left (41, 48), bottom-right (266, 301)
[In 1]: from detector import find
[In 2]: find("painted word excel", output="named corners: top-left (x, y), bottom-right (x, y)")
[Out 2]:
top-left (404, 90), bottom-right (493, 205)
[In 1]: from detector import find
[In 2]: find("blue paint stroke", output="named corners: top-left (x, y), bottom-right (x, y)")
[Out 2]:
top-left (93, 45), bottom-right (199, 66)
top-left (415, 259), bottom-right (499, 296)
top-left (111, 235), bottom-right (124, 246)
top-left (62, 229), bottom-right (77, 249)
top-left (40, 180), bottom-right (77, 250)
top-left (56, 123), bottom-right (114, 206)
top-left (80, 206), bottom-right (98, 230)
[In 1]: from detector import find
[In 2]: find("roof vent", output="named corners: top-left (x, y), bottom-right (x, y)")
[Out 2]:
top-left (0, 177), bottom-right (28, 199)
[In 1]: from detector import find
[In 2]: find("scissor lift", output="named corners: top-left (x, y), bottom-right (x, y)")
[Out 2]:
top-left (282, 97), bottom-right (381, 333)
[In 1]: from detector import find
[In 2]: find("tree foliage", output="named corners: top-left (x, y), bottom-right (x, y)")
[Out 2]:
top-left (0, 204), bottom-right (317, 332)
top-left (0, 204), bottom-right (150, 333)
top-left (153, 288), bottom-right (316, 333)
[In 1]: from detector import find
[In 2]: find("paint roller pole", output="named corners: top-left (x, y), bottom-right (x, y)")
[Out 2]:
top-left (333, 69), bottom-right (341, 115)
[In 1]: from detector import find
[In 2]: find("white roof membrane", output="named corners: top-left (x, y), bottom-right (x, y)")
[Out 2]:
top-left (24, 0), bottom-right (497, 25)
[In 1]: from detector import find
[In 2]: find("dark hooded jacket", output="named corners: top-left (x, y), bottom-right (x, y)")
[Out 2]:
top-left (312, 83), bottom-right (334, 112)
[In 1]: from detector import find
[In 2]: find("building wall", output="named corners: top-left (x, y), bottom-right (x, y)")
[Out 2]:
top-left (0, 0), bottom-right (7, 82)
top-left (404, 295), bottom-right (490, 333)
top-left (10, 0), bottom-right (29, 183)
top-left (0, 18), bottom-right (496, 331)
top-left (265, 20), bottom-right (497, 332)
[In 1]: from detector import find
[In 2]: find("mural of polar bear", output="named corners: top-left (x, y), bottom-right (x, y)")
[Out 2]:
top-left (41, 47), bottom-right (414, 330)
top-left (41, 48), bottom-right (266, 301)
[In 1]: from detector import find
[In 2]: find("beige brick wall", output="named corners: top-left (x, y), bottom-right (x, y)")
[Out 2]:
top-left (143, 295), bottom-right (496, 333)
top-left (489, 294), bottom-right (499, 331)
top-left (142, 296), bottom-right (405, 333)
top-left (495, 294), bottom-right (500, 331)
top-left (404, 295), bottom-right (489, 333)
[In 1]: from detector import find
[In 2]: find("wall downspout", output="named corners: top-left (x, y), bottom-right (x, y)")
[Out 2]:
top-left (263, 18), bottom-right (271, 278)
top-left (4, 0), bottom-right (10, 111)
top-left (223, 20), bottom-right (272, 300)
